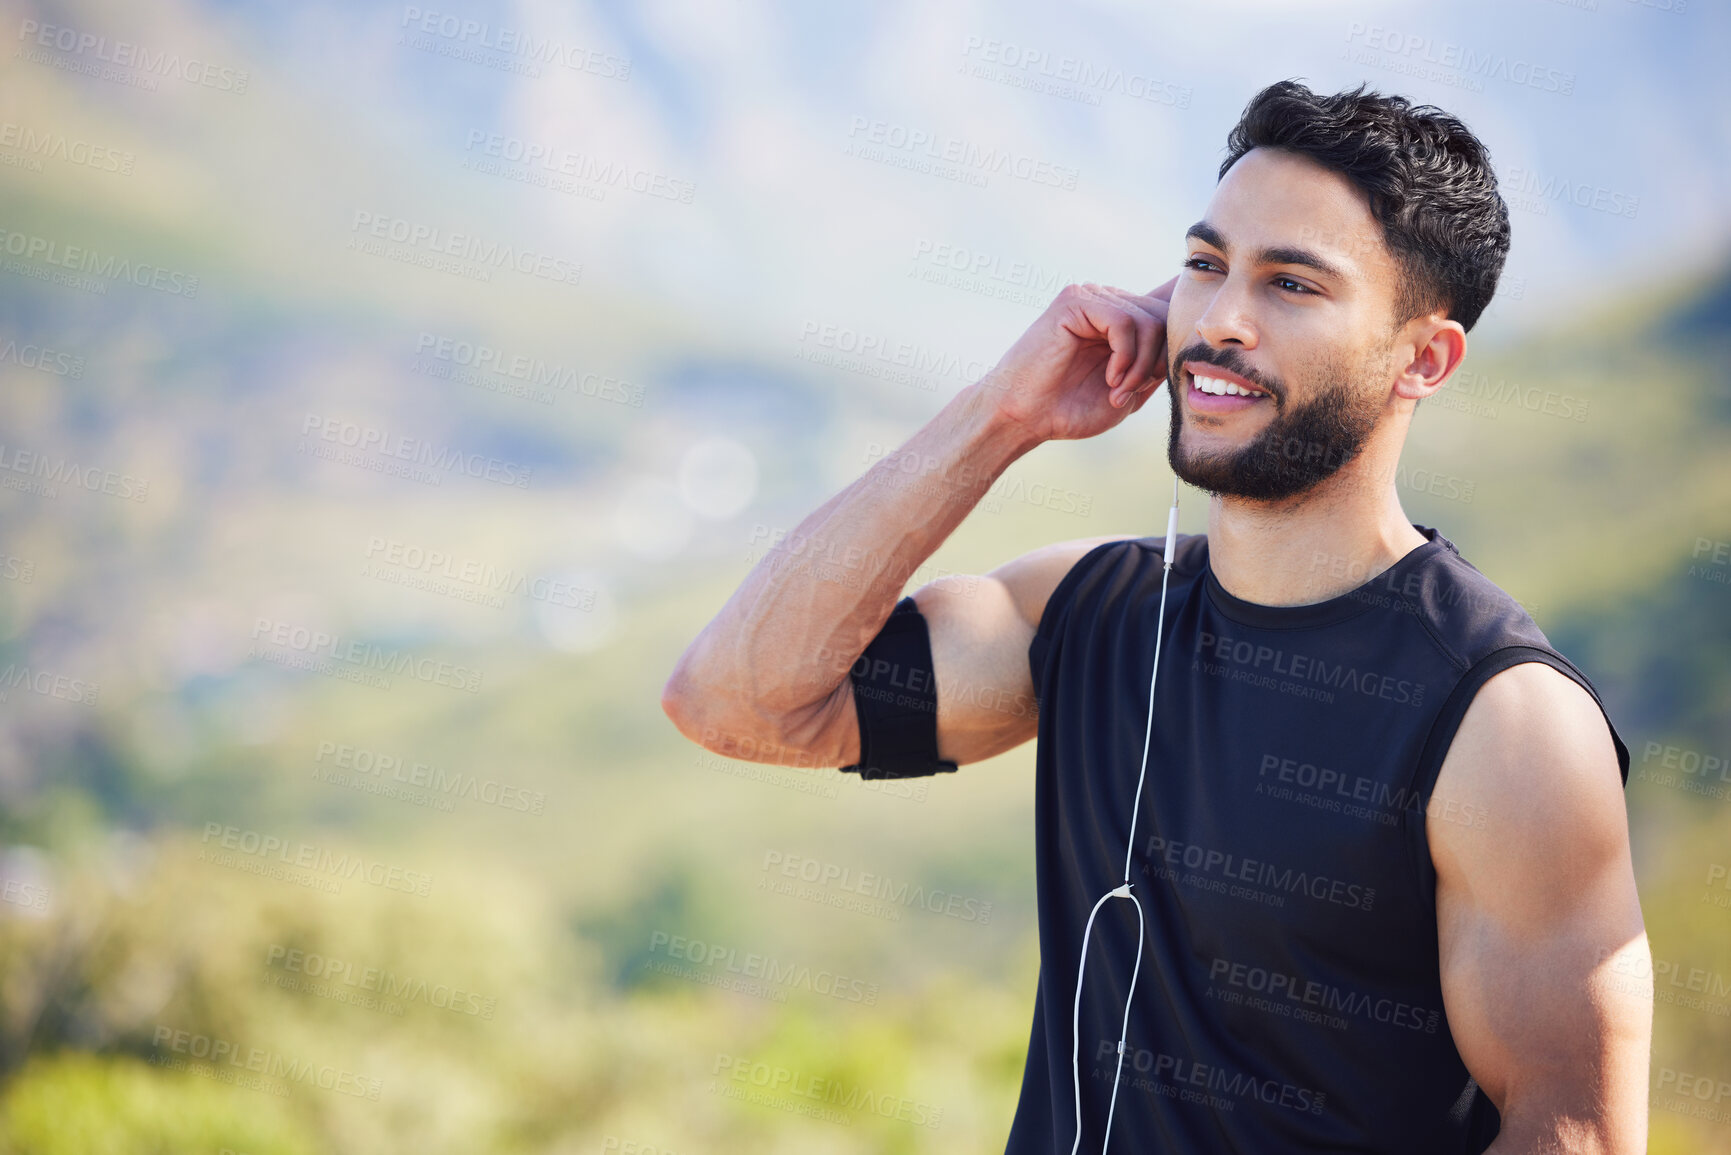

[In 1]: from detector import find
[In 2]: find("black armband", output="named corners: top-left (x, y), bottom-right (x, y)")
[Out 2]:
top-left (838, 596), bottom-right (959, 781)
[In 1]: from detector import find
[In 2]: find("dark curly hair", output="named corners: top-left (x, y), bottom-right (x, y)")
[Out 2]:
top-left (1220, 79), bottom-right (1511, 333)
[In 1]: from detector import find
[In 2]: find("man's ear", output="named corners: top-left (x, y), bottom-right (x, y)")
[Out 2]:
top-left (1393, 317), bottom-right (1467, 401)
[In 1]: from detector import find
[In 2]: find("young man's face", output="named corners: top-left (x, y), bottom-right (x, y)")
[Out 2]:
top-left (1164, 146), bottom-right (1412, 501)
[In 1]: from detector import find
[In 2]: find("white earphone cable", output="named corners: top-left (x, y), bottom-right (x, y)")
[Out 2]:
top-left (1069, 474), bottom-right (1180, 1155)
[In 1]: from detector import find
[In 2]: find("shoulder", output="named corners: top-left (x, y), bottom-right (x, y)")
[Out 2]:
top-left (1440, 661), bottom-right (1622, 787)
top-left (1429, 661), bottom-right (1629, 906)
top-left (979, 533), bottom-right (1144, 635)
top-left (1034, 531), bottom-right (1208, 620)
top-left (907, 534), bottom-right (1141, 679)
top-left (1398, 535), bottom-right (1549, 665)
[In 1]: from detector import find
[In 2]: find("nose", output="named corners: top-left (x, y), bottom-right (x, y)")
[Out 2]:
top-left (1193, 274), bottom-right (1259, 350)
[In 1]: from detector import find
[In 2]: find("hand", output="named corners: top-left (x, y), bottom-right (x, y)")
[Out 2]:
top-left (976, 277), bottom-right (1177, 445)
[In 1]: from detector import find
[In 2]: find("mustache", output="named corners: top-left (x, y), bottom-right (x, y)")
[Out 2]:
top-left (1170, 341), bottom-right (1282, 402)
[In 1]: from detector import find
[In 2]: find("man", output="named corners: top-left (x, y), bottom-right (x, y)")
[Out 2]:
top-left (661, 80), bottom-right (1650, 1152)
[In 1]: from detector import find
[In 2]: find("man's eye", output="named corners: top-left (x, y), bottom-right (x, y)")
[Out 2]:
top-left (1183, 257), bottom-right (1220, 273)
top-left (1274, 277), bottom-right (1312, 294)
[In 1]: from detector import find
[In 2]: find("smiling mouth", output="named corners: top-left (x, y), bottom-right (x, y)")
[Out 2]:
top-left (1188, 370), bottom-right (1270, 399)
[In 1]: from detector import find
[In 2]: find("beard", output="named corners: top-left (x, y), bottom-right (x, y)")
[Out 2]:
top-left (1165, 339), bottom-right (1388, 502)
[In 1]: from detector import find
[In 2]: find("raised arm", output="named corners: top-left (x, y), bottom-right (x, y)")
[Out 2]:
top-left (1429, 661), bottom-right (1650, 1153)
top-left (660, 280), bottom-right (1177, 769)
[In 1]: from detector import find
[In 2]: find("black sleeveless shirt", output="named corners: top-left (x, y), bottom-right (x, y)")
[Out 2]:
top-left (1004, 525), bottom-right (1631, 1154)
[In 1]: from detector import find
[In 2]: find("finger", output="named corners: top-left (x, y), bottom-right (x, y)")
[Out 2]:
top-left (1078, 285), bottom-right (1167, 398)
top-left (1130, 341), bottom-right (1171, 407)
top-left (1094, 288), bottom-right (1166, 398)
top-left (1145, 275), bottom-right (1179, 304)
top-left (1126, 380), bottom-right (1156, 414)
top-left (1067, 287), bottom-right (1141, 391)
top-left (1125, 303), bottom-right (1165, 395)
top-left (1125, 363), bottom-right (1165, 407)
top-left (1127, 373), bottom-right (1165, 414)
top-left (1099, 284), bottom-right (1167, 331)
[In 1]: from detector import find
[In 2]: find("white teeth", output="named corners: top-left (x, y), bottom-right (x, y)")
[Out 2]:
top-left (1193, 374), bottom-right (1264, 398)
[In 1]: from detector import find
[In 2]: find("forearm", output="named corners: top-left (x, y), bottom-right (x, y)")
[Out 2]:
top-left (663, 382), bottom-right (1040, 759)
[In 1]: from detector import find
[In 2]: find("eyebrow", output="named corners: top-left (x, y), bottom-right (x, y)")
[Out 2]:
top-left (1185, 219), bottom-right (1350, 284)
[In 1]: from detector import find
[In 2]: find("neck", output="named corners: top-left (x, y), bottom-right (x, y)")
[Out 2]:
top-left (1201, 436), bottom-right (1430, 607)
